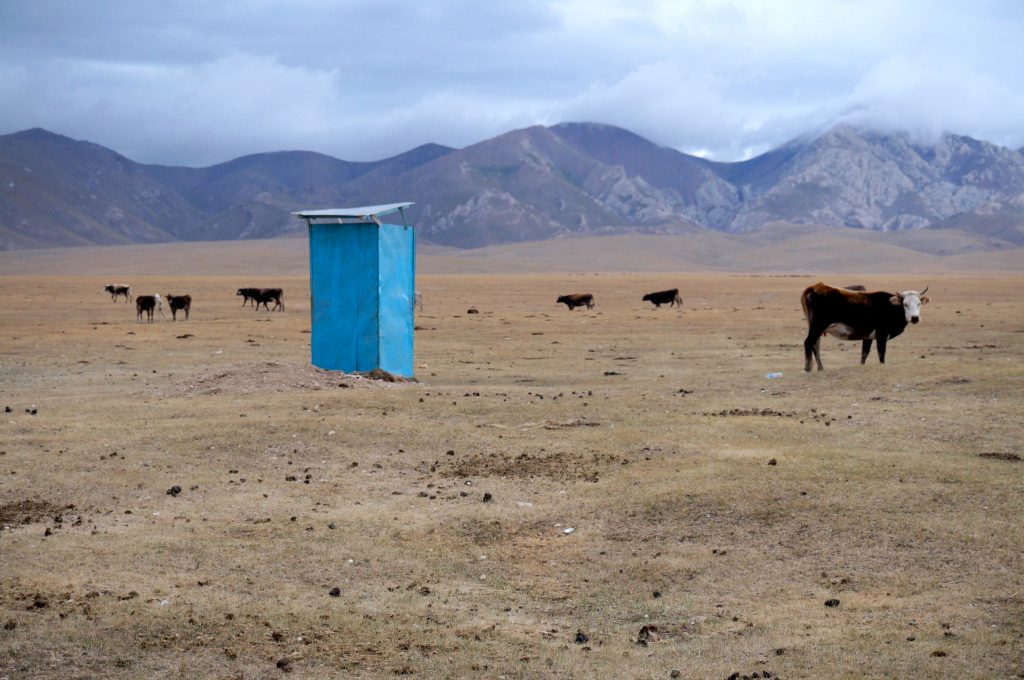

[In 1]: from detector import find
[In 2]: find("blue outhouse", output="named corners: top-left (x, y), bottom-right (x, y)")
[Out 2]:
top-left (294, 203), bottom-right (415, 377)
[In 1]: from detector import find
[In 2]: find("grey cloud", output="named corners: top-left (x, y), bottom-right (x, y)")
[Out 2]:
top-left (0, 0), bottom-right (1021, 165)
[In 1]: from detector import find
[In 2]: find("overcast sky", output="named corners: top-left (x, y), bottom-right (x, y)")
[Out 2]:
top-left (1, 0), bottom-right (1021, 166)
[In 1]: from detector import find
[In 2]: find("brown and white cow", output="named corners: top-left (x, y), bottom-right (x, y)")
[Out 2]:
top-left (801, 282), bottom-right (929, 371)
top-left (557, 293), bottom-right (595, 310)
top-left (104, 284), bottom-right (132, 302)
top-left (166, 294), bottom-right (192, 321)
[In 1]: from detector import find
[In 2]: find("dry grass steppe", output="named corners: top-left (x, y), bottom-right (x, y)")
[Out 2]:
top-left (1, 237), bottom-right (1022, 679)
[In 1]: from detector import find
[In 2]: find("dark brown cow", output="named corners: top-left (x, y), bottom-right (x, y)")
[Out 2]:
top-left (844, 284), bottom-right (867, 291)
top-left (104, 284), bottom-right (132, 302)
top-left (557, 293), bottom-right (594, 310)
top-left (166, 294), bottom-right (192, 321)
top-left (135, 295), bottom-right (156, 323)
top-left (801, 282), bottom-right (930, 371)
top-left (255, 288), bottom-right (284, 311)
top-left (236, 287), bottom-right (260, 307)
top-left (642, 288), bottom-right (682, 308)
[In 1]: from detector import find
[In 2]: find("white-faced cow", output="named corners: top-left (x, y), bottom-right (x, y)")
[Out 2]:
top-left (104, 284), bottom-right (132, 302)
top-left (643, 288), bottom-right (682, 308)
top-left (801, 282), bottom-right (930, 371)
top-left (557, 293), bottom-right (595, 310)
top-left (166, 293), bottom-right (192, 321)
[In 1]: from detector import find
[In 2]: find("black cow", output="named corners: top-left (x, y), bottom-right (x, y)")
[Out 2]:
top-left (801, 282), bottom-right (930, 371)
top-left (166, 293), bottom-right (192, 321)
top-left (104, 284), bottom-right (132, 302)
top-left (135, 295), bottom-right (156, 323)
top-left (236, 287), bottom-right (260, 308)
top-left (237, 287), bottom-right (284, 311)
top-left (642, 288), bottom-right (682, 308)
top-left (557, 293), bottom-right (595, 310)
top-left (255, 288), bottom-right (284, 312)
top-left (844, 284), bottom-right (867, 291)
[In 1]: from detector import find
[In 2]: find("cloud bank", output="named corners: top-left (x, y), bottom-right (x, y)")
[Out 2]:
top-left (0, 0), bottom-right (1021, 165)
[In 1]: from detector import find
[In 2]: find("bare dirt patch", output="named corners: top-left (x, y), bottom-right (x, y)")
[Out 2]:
top-left (0, 499), bottom-right (60, 529)
top-left (154, 361), bottom-right (409, 396)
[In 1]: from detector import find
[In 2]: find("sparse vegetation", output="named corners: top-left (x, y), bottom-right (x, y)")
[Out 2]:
top-left (0, 245), bottom-right (1022, 678)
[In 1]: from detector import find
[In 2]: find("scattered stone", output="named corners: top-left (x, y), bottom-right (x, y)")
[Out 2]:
top-left (4, 406), bottom-right (10, 413)
top-left (636, 624), bottom-right (660, 646)
top-left (653, 590), bottom-right (662, 598)
top-left (768, 458), bottom-right (777, 466)
top-left (3, 620), bottom-right (15, 630)
top-left (43, 527), bottom-right (52, 537)
top-left (575, 630), bottom-right (589, 644)
top-left (328, 587), bottom-right (340, 597)
top-left (271, 631), bottom-right (284, 642)
top-left (931, 650), bottom-right (947, 657)
top-left (824, 598), bottom-right (840, 607)
top-left (365, 368), bottom-right (397, 382)
top-left (276, 657), bottom-right (292, 671)
top-left (671, 671), bottom-right (681, 679)
top-left (166, 485), bottom-right (182, 497)
top-left (328, 523), bottom-right (337, 530)
top-left (482, 492), bottom-right (493, 503)
top-left (467, 308), bottom-right (479, 314)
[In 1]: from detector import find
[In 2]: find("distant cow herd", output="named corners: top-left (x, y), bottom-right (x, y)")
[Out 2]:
top-left (102, 279), bottom-right (931, 370)
top-left (103, 283), bottom-right (285, 324)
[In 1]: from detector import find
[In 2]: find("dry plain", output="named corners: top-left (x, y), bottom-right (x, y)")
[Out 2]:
top-left (1, 238), bottom-right (1023, 679)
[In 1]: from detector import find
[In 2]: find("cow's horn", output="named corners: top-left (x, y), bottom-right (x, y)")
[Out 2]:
top-left (920, 285), bottom-right (929, 295)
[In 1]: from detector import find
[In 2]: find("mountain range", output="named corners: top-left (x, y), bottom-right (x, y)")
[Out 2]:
top-left (1, 123), bottom-right (1023, 251)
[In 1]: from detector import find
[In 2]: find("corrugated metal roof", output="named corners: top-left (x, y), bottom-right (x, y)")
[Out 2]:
top-left (293, 203), bottom-right (413, 221)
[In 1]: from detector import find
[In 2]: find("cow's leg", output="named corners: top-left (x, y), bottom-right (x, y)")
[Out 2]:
top-left (804, 326), bottom-right (826, 371)
top-left (876, 336), bottom-right (887, 364)
top-left (861, 339), bottom-right (873, 364)
top-left (185, 307), bottom-right (190, 321)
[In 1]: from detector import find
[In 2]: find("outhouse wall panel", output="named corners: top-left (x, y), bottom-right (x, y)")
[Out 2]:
top-left (377, 222), bottom-right (415, 376)
top-left (308, 222), bottom-right (380, 372)
top-left (307, 220), bottom-right (415, 377)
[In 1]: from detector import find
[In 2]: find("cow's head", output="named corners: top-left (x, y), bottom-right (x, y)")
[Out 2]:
top-left (236, 289), bottom-right (244, 296)
top-left (891, 286), bottom-right (929, 324)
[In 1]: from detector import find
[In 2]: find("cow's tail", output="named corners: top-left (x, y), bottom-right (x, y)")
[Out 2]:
top-left (800, 288), bottom-right (811, 321)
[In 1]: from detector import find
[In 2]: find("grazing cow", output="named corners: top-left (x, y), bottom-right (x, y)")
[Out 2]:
top-left (801, 282), bottom-right (930, 371)
top-left (135, 295), bottom-right (156, 323)
top-left (153, 293), bottom-right (166, 320)
top-left (166, 294), bottom-right (192, 321)
top-left (844, 284), bottom-right (867, 291)
top-left (255, 288), bottom-right (284, 312)
top-left (642, 288), bottom-right (682, 308)
top-left (556, 293), bottom-right (595, 310)
top-left (236, 287), bottom-right (261, 307)
top-left (104, 284), bottom-right (132, 302)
